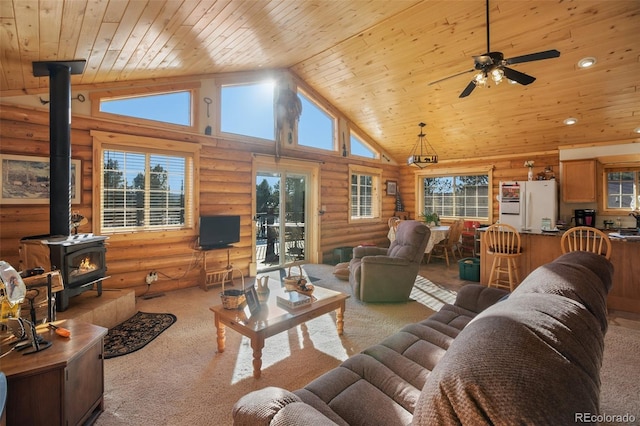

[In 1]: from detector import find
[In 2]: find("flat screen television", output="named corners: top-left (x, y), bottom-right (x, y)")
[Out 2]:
top-left (199, 215), bottom-right (240, 249)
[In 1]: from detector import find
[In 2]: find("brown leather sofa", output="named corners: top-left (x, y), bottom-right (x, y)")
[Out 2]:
top-left (233, 251), bottom-right (613, 425)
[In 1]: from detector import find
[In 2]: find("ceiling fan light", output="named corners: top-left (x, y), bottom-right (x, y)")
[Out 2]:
top-left (491, 68), bottom-right (504, 84)
top-left (578, 57), bottom-right (597, 69)
top-left (474, 72), bottom-right (487, 86)
top-left (564, 117), bottom-right (578, 125)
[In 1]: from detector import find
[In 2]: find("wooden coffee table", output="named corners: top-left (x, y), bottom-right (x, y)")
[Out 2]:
top-left (210, 283), bottom-right (349, 378)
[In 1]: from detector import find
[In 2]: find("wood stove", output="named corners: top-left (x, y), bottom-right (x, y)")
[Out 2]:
top-left (20, 234), bottom-right (108, 312)
top-left (24, 60), bottom-right (109, 312)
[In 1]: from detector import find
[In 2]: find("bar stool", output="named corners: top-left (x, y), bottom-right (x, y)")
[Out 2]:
top-left (560, 226), bottom-right (612, 259)
top-left (485, 223), bottom-right (522, 291)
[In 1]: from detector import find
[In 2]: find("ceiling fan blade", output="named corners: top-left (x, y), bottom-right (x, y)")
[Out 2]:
top-left (428, 69), bottom-right (475, 86)
top-left (459, 80), bottom-right (477, 98)
top-left (506, 49), bottom-right (560, 65)
top-left (503, 67), bottom-right (536, 85)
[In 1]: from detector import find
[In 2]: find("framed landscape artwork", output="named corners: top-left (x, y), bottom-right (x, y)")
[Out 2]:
top-left (0, 154), bottom-right (81, 204)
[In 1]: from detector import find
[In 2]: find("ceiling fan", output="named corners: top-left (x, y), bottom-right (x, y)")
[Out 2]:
top-left (429, 0), bottom-right (560, 98)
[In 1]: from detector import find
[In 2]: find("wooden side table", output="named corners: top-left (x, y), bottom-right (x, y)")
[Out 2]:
top-left (1, 319), bottom-right (107, 426)
top-left (199, 247), bottom-right (242, 291)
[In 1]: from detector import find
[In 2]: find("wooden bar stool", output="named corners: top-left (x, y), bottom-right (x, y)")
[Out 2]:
top-left (560, 226), bottom-right (612, 259)
top-left (485, 223), bottom-right (522, 291)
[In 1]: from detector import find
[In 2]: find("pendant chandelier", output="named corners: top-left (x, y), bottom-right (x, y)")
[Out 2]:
top-left (407, 122), bottom-right (438, 168)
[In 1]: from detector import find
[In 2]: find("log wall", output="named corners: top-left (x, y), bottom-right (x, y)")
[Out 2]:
top-left (0, 104), bottom-right (400, 295)
top-left (0, 103), bottom-right (560, 296)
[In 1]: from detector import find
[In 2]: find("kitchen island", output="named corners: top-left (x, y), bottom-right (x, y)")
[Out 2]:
top-left (479, 229), bottom-right (640, 314)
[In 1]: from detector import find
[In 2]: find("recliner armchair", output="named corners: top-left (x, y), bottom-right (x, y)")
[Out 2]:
top-left (349, 220), bottom-right (431, 302)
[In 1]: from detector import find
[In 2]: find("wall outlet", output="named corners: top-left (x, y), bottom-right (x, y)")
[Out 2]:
top-left (145, 272), bottom-right (155, 285)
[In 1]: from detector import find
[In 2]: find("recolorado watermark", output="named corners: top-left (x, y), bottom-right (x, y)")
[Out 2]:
top-left (575, 412), bottom-right (637, 423)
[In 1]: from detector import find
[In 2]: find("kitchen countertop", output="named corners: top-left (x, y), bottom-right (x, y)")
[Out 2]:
top-left (477, 226), bottom-right (640, 241)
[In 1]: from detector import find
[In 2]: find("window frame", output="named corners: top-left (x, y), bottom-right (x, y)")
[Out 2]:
top-left (91, 130), bottom-right (200, 239)
top-left (601, 164), bottom-right (640, 213)
top-left (349, 130), bottom-right (379, 160)
top-left (415, 166), bottom-right (494, 222)
top-left (217, 77), bottom-right (276, 143)
top-left (348, 164), bottom-right (382, 223)
top-left (295, 88), bottom-right (338, 154)
top-left (90, 83), bottom-right (199, 132)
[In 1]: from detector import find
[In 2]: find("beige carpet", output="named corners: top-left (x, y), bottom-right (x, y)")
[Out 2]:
top-left (95, 264), bottom-right (640, 425)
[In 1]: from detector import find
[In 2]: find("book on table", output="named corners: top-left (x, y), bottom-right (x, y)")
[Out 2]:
top-left (277, 291), bottom-right (312, 309)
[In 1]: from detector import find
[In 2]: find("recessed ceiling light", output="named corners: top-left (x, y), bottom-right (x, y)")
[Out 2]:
top-left (564, 117), bottom-right (578, 125)
top-left (578, 57), bottom-right (597, 69)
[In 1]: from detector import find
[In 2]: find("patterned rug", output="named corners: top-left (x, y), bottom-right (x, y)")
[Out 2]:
top-left (104, 311), bottom-right (177, 359)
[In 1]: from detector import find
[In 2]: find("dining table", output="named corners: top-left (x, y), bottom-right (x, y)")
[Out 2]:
top-left (387, 222), bottom-right (449, 254)
top-left (424, 225), bottom-right (450, 254)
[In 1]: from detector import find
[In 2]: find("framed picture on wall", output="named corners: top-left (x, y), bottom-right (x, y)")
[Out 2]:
top-left (0, 154), bottom-right (81, 205)
top-left (386, 180), bottom-right (397, 196)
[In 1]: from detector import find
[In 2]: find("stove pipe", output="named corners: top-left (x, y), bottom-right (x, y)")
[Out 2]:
top-left (33, 60), bottom-right (85, 236)
top-left (49, 65), bottom-right (72, 236)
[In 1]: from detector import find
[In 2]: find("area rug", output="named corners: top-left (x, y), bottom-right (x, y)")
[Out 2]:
top-left (103, 311), bottom-right (177, 359)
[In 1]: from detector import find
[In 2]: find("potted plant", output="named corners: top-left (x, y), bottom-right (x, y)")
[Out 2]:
top-left (421, 211), bottom-right (440, 227)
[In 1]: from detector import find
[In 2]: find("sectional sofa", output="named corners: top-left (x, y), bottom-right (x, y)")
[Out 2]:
top-left (233, 251), bottom-right (614, 425)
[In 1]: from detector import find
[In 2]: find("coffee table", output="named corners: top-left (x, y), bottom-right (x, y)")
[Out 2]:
top-left (210, 282), bottom-right (349, 378)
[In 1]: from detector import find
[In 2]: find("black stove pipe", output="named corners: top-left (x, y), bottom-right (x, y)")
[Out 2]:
top-left (33, 60), bottom-right (85, 237)
top-left (48, 64), bottom-right (72, 236)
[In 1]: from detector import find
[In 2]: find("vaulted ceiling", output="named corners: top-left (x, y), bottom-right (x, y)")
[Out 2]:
top-left (1, 0), bottom-right (639, 162)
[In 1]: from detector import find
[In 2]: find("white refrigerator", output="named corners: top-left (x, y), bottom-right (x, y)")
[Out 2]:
top-left (499, 180), bottom-right (558, 232)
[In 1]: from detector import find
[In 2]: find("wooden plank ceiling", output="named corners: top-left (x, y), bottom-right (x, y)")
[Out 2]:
top-left (1, 0), bottom-right (639, 162)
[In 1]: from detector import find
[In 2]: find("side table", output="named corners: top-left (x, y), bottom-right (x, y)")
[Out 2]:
top-left (199, 247), bottom-right (241, 291)
top-left (1, 319), bottom-right (107, 426)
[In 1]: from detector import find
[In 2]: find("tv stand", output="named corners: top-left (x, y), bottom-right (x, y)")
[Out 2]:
top-left (199, 246), bottom-right (241, 291)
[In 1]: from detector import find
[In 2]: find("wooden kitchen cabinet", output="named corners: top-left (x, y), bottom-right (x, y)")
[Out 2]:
top-left (2, 319), bottom-right (107, 426)
top-left (562, 159), bottom-right (596, 202)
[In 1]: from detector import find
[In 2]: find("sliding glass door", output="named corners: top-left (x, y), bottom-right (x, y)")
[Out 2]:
top-left (255, 164), bottom-right (314, 272)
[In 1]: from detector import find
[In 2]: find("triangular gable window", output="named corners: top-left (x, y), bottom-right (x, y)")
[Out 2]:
top-left (350, 132), bottom-right (378, 159)
top-left (100, 91), bottom-right (192, 126)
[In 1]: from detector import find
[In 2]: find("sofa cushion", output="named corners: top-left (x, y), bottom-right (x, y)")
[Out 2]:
top-left (233, 387), bottom-right (303, 426)
top-left (333, 262), bottom-right (350, 281)
top-left (295, 360), bottom-right (415, 425)
top-left (510, 250), bottom-right (613, 332)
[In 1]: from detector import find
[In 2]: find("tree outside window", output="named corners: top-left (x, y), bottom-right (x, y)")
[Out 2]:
top-left (422, 174), bottom-right (489, 219)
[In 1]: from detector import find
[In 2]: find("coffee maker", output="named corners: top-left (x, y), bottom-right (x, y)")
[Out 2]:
top-left (574, 209), bottom-right (596, 227)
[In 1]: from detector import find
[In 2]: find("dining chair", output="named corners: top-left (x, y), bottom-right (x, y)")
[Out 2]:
top-left (560, 226), bottom-right (612, 259)
top-left (427, 219), bottom-right (464, 267)
top-left (387, 216), bottom-right (402, 243)
top-left (460, 220), bottom-right (480, 257)
top-left (485, 223), bottom-right (522, 291)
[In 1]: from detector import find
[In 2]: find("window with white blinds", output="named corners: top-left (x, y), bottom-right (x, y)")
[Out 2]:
top-left (349, 165), bottom-right (381, 222)
top-left (92, 131), bottom-right (197, 234)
